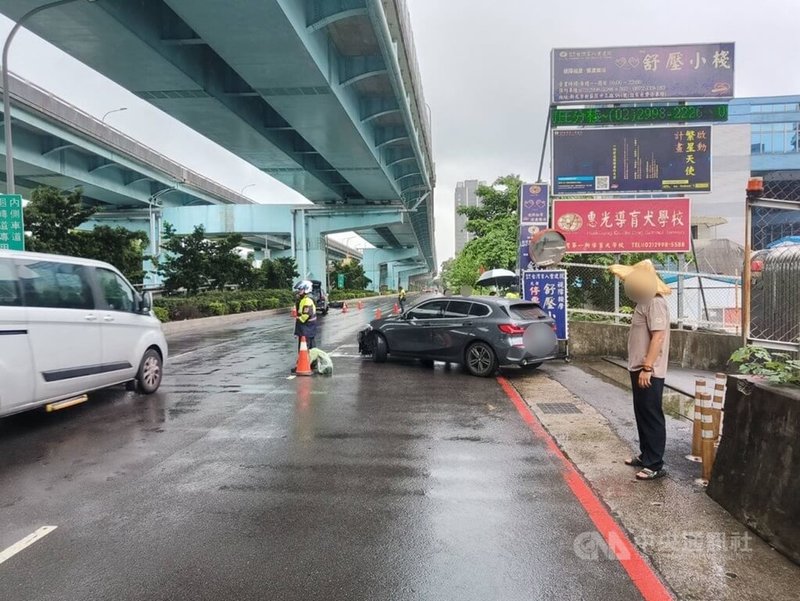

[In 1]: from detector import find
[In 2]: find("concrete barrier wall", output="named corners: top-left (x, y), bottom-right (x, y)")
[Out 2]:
top-left (707, 376), bottom-right (800, 566)
top-left (568, 322), bottom-right (740, 371)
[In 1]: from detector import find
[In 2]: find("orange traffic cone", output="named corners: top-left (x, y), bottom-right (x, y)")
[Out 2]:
top-left (392, 303), bottom-right (400, 315)
top-left (342, 301), bottom-right (349, 313)
top-left (291, 305), bottom-right (298, 318)
top-left (295, 337), bottom-right (313, 376)
top-left (357, 300), bottom-right (364, 311)
top-left (375, 307), bottom-right (382, 319)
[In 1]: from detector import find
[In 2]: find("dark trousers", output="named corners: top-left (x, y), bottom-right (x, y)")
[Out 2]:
top-left (629, 371), bottom-right (666, 470)
top-left (297, 337), bottom-right (315, 351)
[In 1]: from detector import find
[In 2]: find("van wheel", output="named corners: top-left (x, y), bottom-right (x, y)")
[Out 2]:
top-left (373, 334), bottom-right (388, 363)
top-left (137, 349), bottom-right (163, 394)
top-left (465, 342), bottom-right (497, 378)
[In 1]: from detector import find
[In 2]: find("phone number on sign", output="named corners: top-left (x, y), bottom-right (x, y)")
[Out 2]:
top-left (630, 242), bottom-right (686, 250)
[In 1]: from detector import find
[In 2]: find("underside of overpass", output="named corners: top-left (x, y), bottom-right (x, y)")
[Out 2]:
top-left (0, 0), bottom-right (436, 273)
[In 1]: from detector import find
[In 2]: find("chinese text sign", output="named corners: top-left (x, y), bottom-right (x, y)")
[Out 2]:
top-left (553, 126), bottom-right (711, 195)
top-left (552, 43), bottom-right (735, 104)
top-left (523, 270), bottom-right (568, 340)
top-left (520, 183), bottom-right (549, 225)
top-left (519, 224), bottom-right (546, 270)
top-left (553, 198), bottom-right (691, 254)
top-left (0, 195), bottom-right (24, 251)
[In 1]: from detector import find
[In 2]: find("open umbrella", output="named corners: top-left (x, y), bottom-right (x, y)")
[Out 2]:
top-left (476, 268), bottom-right (518, 288)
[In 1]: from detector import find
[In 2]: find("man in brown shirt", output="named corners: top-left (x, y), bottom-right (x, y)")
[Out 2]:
top-left (610, 260), bottom-right (671, 481)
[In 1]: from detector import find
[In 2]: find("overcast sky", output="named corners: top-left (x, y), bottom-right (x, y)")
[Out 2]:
top-left (2, 0), bottom-right (800, 265)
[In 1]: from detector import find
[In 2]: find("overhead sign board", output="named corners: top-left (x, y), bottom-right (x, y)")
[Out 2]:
top-left (552, 126), bottom-right (711, 195)
top-left (551, 104), bottom-right (728, 127)
top-left (0, 194), bottom-right (24, 251)
top-left (523, 269), bottom-right (568, 340)
top-left (553, 198), bottom-right (692, 254)
top-left (520, 183), bottom-right (549, 225)
top-left (552, 43), bottom-right (735, 104)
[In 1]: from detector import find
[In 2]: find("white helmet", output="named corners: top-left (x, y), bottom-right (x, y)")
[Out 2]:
top-left (294, 280), bottom-right (313, 294)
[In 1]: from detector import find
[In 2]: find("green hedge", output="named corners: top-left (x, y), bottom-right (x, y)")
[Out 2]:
top-left (329, 289), bottom-right (378, 301)
top-left (154, 289), bottom-right (293, 321)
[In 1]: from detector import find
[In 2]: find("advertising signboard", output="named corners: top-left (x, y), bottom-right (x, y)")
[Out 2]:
top-left (519, 224), bottom-right (546, 270)
top-left (552, 43), bottom-right (735, 104)
top-left (553, 198), bottom-right (691, 254)
top-left (523, 270), bottom-right (568, 340)
top-left (520, 183), bottom-right (549, 225)
top-left (552, 126), bottom-right (711, 195)
top-left (0, 194), bottom-right (24, 251)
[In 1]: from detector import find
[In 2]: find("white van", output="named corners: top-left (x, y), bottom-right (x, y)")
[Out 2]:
top-left (0, 250), bottom-right (167, 418)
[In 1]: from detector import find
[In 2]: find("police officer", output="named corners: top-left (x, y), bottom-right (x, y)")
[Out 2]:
top-left (398, 286), bottom-right (407, 314)
top-left (293, 280), bottom-right (317, 350)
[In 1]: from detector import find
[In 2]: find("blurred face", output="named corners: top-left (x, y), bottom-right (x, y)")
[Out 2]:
top-left (623, 269), bottom-right (657, 304)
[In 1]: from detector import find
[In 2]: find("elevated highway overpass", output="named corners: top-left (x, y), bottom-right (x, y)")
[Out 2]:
top-left (0, 0), bottom-right (437, 287)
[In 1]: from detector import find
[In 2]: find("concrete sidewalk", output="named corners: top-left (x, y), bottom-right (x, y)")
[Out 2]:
top-left (510, 363), bottom-right (800, 601)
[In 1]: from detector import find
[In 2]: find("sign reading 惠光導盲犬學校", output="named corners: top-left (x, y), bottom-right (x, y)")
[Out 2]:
top-left (552, 42), bottom-right (735, 104)
top-left (552, 126), bottom-right (711, 195)
top-left (523, 270), bottom-right (568, 340)
top-left (553, 198), bottom-right (692, 254)
top-left (0, 194), bottom-right (24, 251)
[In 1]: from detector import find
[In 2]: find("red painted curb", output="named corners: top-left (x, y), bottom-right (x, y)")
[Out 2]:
top-left (497, 376), bottom-right (674, 601)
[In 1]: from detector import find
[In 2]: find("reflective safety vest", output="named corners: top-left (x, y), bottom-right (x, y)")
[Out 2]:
top-left (297, 295), bottom-right (317, 324)
top-left (399, 290), bottom-right (407, 301)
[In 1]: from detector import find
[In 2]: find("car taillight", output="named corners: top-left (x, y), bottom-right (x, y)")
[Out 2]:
top-left (498, 324), bottom-right (525, 335)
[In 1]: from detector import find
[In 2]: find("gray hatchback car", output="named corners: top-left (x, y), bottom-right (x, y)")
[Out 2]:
top-left (359, 296), bottom-right (559, 377)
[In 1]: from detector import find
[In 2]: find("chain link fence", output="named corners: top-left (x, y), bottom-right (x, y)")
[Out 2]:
top-left (745, 179), bottom-right (800, 353)
top-left (562, 262), bottom-right (742, 333)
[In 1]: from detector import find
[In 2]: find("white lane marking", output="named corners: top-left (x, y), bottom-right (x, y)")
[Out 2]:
top-left (0, 527), bottom-right (57, 566)
top-left (286, 375), bottom-right (297, 380)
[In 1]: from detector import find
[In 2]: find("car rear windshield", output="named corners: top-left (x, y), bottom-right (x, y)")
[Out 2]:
top-left (509, 303), bottom-right (548, 320)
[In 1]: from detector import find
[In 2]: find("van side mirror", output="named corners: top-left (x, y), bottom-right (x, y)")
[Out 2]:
top-left (140, 291), bottom-right (153, 313)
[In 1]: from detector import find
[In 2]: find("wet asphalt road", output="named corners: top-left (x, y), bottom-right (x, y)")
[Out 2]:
top-left (0, 299), bottom-right (644, 600)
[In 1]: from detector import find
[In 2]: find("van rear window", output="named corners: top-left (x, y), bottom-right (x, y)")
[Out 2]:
top-left (0, 261), bottom-right (21, 306)
top-left (509, 303), bottom-right (547, 320)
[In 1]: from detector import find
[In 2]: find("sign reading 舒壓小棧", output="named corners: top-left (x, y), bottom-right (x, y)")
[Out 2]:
top-left (551, 43), bottom-right (735, 104)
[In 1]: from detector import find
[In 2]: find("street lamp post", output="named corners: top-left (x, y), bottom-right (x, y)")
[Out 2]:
top-left (3, 0), bottom-right (95, 194)
top-left (239, 183), bottom-right (256, 196)
top-left (101, 107), bottom-right (128, 122)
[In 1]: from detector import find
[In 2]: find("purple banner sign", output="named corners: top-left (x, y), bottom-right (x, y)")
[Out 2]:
top-left (552, 43), bottom-right (735, 104)
top-left (520, 183), bottom-right (549, 225)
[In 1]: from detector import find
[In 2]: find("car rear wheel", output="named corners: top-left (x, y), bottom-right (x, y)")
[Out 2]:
top-left (373, 334), bottom-right (388, 363)
top-left (137, 348), bottom-right (163, 394)
top-left (465, 342), bottom-right (497, 378)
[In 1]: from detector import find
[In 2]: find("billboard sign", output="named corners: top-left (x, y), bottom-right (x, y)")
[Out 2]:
top-left (520, 183), bottom-right (549, 225)
top-left (519, 224), bottom-right (546, 270)
top-left (523, 270), bottom-right (568, 340)
top-left (552, 43), bottom-right (735, 104)
top-left (552, 126), bottom-right (711, 195)
top-left (0, 194), bottom-right (24, 251)
top-left (553, 198), bottom-right (691, 254)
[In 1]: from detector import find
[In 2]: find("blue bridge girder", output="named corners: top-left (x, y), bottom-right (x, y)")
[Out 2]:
top-left (0, 0), bottom-right (436, 273)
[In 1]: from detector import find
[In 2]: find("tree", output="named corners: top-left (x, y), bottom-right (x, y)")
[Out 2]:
top-left (157, 224), bottom-right (255, 294)
top-left (76, 226), bottom-right (149, 284)
top-left (24, 186), bottom-right (149, 284)
top-left (25, 186), bottom-right (96, 256)
top-left (330, 258), bottom-right (371, 290)
top-left (443, 175), bottom-right (521, 290)
top-left (256, 257), bottom-right (298, 289)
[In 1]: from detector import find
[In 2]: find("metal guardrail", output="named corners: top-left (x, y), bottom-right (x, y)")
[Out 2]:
top-left (4, 73), bottom-right (253, 206)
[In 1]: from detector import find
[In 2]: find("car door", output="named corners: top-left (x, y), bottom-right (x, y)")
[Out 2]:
top-left (0, 258), bottom-right (35, 414)
top-left (428, 300), bottom-right (476, 360)
top-left (388, 299), bottom-right (448, 355)
top-left (94, 267), bottom-right (144, 384)
top-left (17, 258), bottom-right (103, 402)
